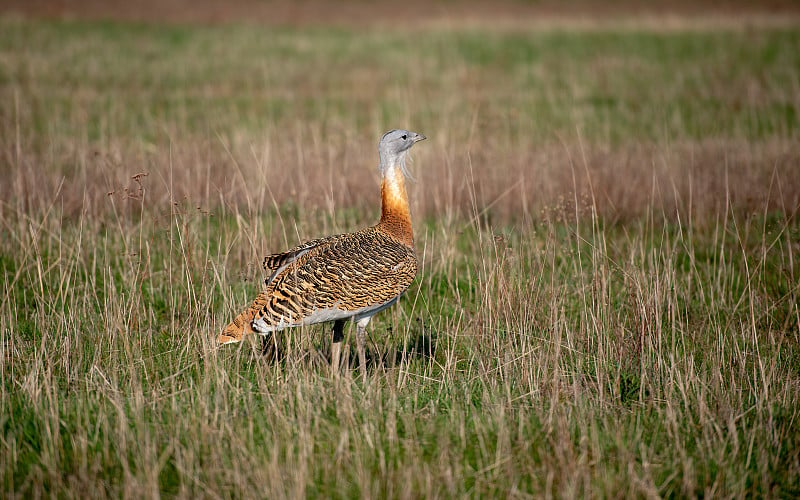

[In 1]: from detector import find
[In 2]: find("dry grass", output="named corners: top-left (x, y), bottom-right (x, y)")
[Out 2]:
top-left (2, 21), bottom-right (798, 223)
top-left (1, 14), bottom-right (799, 498)
top-left (3, 0), bottom-right (800, 27)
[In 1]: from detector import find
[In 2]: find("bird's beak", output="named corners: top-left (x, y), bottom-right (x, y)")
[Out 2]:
top-left (413, 133), bottom-right (427, 142)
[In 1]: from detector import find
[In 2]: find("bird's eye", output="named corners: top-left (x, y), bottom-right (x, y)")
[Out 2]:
top-left (401, 134), bottom-right (407, 140)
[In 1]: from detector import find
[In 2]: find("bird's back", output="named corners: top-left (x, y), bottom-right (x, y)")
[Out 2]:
top-left (253, 225), bottom-right (417, 332)
top-left (218, 225), bottom-right (416, 343)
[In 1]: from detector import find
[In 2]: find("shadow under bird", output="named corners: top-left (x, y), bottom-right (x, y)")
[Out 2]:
top-left (218, 129), bottom-right (426, 376)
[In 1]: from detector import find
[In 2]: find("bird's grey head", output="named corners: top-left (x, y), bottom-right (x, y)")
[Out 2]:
top-left (378, 129), bottom-right (426, 175)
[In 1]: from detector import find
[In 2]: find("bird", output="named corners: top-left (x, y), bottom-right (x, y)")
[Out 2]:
top-left (218, 129), bottom-right (426, 377)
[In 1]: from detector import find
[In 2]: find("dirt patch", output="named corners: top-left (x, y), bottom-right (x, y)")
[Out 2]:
top-left (3, 0), bottom-right (800, 26)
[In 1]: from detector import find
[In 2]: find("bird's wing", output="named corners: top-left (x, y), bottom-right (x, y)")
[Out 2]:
top-left (253, 229), bottom-right (417, 329)
top-left (262, 235), bottom-right (341, 286)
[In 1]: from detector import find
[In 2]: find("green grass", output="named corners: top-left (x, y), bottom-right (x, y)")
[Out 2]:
top-left (2, 20), bottom-right (799, 145)
top-left (1, 17), bottom-right (799, 498)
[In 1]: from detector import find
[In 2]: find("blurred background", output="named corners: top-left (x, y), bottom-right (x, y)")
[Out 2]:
top-left (4, 0), bottom-right (800, 25)
top-left (2, 0), bottom-right (799, 227)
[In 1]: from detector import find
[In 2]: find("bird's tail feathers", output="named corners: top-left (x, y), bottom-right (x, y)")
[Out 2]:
top-left (218, 292), bottom-right (269, 344)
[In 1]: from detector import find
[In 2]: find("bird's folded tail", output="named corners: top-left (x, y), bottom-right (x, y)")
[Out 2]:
top-left (218, 291), bottom-right (270, 344)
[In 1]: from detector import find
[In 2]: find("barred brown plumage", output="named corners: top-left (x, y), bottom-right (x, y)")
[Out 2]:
top-left (218, 129), bottom-right (426, 377)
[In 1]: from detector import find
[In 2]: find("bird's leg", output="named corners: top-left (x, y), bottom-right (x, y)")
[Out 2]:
top-left (331, 319), bottom-right (345, 377)
top-left (260, 332), bottom-right (281, 361)
top-left (356, 317), bottom-right (371, 379)
top-left (261, 334), bottom-right (271, 356)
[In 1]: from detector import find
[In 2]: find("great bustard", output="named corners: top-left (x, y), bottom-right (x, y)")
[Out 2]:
top-left (218, 129), bottom-right (426, 376)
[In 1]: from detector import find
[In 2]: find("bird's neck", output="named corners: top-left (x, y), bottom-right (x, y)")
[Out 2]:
top-left (379, 164), bottom-right (413, 246)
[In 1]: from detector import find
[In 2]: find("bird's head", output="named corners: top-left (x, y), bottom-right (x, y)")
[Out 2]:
top-left (378, 129), bottom-right (426, 176)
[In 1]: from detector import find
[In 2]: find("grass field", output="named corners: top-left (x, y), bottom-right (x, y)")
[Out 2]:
top-left (1, 12), bottom-right (800, 498)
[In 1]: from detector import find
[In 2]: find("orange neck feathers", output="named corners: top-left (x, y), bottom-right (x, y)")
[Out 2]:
top-left (379, 165), bottom-right (413, 246)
